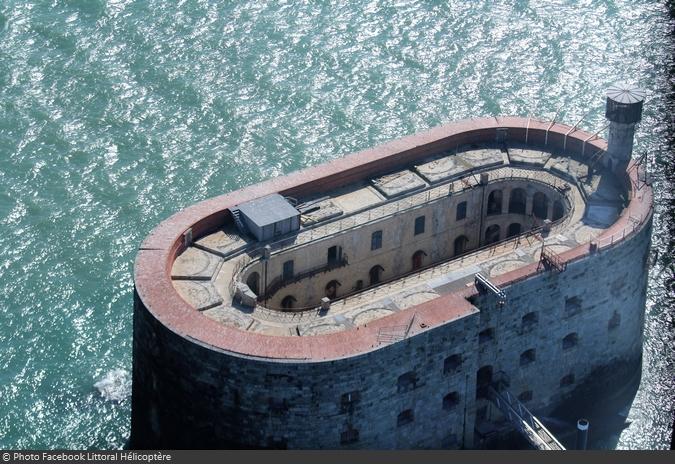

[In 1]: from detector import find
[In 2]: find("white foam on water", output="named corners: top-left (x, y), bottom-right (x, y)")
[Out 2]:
top-left (94, 369), bottom-right (131, 402)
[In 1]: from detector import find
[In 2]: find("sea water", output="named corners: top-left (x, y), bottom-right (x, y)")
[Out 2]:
top-left (0, 0), bottom-right (673, 449)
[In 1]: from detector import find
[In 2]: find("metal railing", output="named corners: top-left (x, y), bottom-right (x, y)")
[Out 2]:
top-left (228, 156), bottom-right (652, 316)
top-left (263, 256), bottom-right (349, 298)
top-left (231, 170), bottom-right (577, 313)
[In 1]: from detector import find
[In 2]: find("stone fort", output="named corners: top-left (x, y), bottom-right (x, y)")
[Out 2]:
top-left (130, 84), bottom-right (652, 449)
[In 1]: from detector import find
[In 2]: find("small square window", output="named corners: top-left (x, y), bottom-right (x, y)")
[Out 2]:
top-left (268, 397), bottom-right (289, 415)
top-left (340, 391), bottom-right (360, 413)
top-left (560, 373), bottom-right (575, 387)
top-left (340, 427), bottom-right (359, 445)
top-left (564, 296), bottom-right (582, 316)
top-left (371, 230), bottom-right (382, 250)
top-left (397, 371), bottom-right (418, 393)
top-left (414, 216), bottom-right (425, 235)
top-left (518, 390), bottom-right (533, 402)
top-left (479, 328), bottom-right (494, 344)
top-left (522, 312), bottom-right (538, 328)
top-left (562, 333), bottom-right (578, 350)
top-left (397, 409), bottom-right (414, 427)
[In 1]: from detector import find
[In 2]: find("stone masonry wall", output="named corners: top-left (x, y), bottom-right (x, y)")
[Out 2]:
top-left (243, 178), bottom-right (566, 309)
top-left (131, 295), bottom-right (480, 449)
top-left (131, 215), bottom-right (650, 449)
top-left (470, 217), bottom-right (651, 423)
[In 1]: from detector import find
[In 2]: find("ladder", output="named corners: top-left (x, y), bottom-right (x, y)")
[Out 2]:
top-left (587, 148), bottom-right (606, 174)
top-left (230, 208), bottom-right (249, 236)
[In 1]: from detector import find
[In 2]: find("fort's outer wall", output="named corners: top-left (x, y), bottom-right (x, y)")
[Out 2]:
top-left (471, 218), bottom-right (651, 426)
top-left (130, 298), bottom-right (481, 449)
top-left (131, 117), bottom-right (652, 448)
top-left (130, 219), bottom-right (651, 449)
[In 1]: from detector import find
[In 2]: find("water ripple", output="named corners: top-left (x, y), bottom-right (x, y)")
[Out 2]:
top-left (0, 0), bottom-right (672, 449)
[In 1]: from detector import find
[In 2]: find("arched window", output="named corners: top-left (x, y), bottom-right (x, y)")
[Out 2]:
top-left (369, 265), bottom-right (384, 286)
top-left (412, 250), bottom-right (427, 270)
top-left (454, 235), bottom-right (469, 256)
top-left (507, 223), bottom-right (522, 238)
top-left (444, 354), bottom-right (462, 374)
top-left (552, 200), bottom-right (564, 221)
top-left (442, 392), bottom-right (460, 411)
top-left (508, 188), bottom-right (527, 214)
top-left (246, 272), bottom-right (260, 295)
top-left (533, 192), bottom-right (548, 219)
top-left (281, 295), bottom-right (296, 310)
top-left (325, 280), bottom-right (341, 299)
top-left (562, 332), bottom-right (579, 350)
top-left (397, 371), bottom-right (418, 393)
top-left (485, 225), bottom-right (500, 244)
top-left (520, 349), bottom-right (536, 366)
top-left (487, 190), bottom-right (503, 215)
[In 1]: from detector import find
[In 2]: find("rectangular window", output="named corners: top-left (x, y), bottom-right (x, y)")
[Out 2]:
top-left (414, 216), bottom-right (425, 235)
top-left (456, 201), bottom-right (467, 221)
top-left (443, 354), bottom-right (462, 374)
top-left (371, 230), bottom-right (382, 250)
top-left (479, 328), bottom-right (494, 344)
top-left (564, 296), bottom-right (582, 317)
top-left (327, 246), bottom-right (341, 264)
top-left (340, 428), bottom-right (359, 445)
top-left (282, 260), bottom-right (294, 281)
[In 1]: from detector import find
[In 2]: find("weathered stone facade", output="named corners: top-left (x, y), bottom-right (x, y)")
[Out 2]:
top-left (247, 177), bottom-right (567, 309)
top-left (131, 116), bottom-right (652, 449)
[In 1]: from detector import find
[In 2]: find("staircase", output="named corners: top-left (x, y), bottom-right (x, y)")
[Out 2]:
top-left (230, 208), bottom-right (249, 236)
top-left (538, 247), bottom-right (567, 273)
top-left (487, 386), bottom-right (566, 450)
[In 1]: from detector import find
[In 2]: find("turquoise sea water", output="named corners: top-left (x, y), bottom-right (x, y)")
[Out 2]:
top-left (0, 0), bottom-right (673, 450)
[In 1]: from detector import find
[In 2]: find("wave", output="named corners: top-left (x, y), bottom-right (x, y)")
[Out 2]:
top-left (94, 368), bottom-right (131, 402)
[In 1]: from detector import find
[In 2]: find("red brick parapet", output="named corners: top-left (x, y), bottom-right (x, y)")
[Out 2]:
top-left (134, 116), bottom-right (653, 361)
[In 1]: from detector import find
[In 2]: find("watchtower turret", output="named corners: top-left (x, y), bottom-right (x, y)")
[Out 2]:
top-left (605, 83), bottom-right (645, 172)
